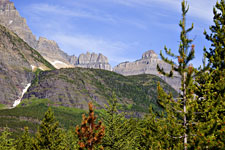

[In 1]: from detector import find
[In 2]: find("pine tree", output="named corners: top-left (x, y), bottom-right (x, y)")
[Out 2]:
top-left (156, 0), bottom-right (197, 149)
top-left (0, 127), bottom-right (16, 150)
top-left (192, 0), bottom-right (225, 149)
top-left (16, 127), bottom-right (32, 150)
top-left (101, 93), bottom-right (138, 150)
top-left (76, 102), bottom-right (105, 150)
top-left (65, 129), bottom-right (79, 150)
top-left (33, 107), bottom-right (67, 150)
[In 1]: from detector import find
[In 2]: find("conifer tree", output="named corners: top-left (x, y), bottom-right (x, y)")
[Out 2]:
top-left (101, 93), bottom-right (138, 150)
top-left (65, 129), bottom-right (79, 150)
top-left (76, 102), bottom-right (105, 150)
top-left (0, 127), bottom-right (16, 150)
top-left (138, 105), bottom-right (184, 150)
top-left (16, 127), bottom-right (32, 150)
top-left (33, 107), bottom-right (67, 150)
top-left (156, 0), bottom-right (197, 149)
top-left (192, 0), bottom-right (225, 148)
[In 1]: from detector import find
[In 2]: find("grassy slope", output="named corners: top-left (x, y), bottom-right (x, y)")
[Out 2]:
top-left (0, 98), bottom-right (86, 137)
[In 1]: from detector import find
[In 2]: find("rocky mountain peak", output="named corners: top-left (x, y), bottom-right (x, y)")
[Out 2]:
top-left (75, 52), bottom-right (112, 71)
top-left (36, 37), bottom-right (73, 69)
top-left (142, 50), bottom-right (158, 59)
top-left (113, 50), bottom-right (181, 91)
top-left (0, 0), bottom-right (14, 10)
top-left (0, 0), bottom-right (37, 48)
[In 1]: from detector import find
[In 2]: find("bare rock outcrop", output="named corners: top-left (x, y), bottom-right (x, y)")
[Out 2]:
top-left (74, 52), bottom-right (112, 71)
top-left (113, 50), bottom-right (181, 91)
top-left (36, 37), bottom-right (73, 69)
top-left (0, 0), bottom-right (73, 69)
top-left (0, 24), bottom-right (54, 106)
top-left (0, 0), bottom-right (37, 48)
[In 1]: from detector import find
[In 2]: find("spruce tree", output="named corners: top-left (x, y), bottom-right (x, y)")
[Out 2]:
top-left (0, 127), bottom-right (16, 150)
top-left (192, 0), bottom-right (225, 149)
top-left (33, 107), bottom-right (67, 150)
top-left (65, 129), bottom-right (79, 150)
top-left (16, 127), bottom-right (32, 150)
top-left (101, 93), bottom-right (138, 150)
top-left (156, 0), bottom-right (196, 149)
top-left (76, 102), bottom-right (105, 150)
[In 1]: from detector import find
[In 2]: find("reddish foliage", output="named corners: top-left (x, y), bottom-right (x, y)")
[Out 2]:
top-left (76, 102), bottom-right (105, 150)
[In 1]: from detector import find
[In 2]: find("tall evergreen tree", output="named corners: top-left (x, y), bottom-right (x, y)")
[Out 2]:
top-left (101, 93), bottom-right (138, 150)
top-left (16, 127), bottom-right (32, 150)
top-left (156, 0), bottom-right (197, 149)
top-left (65, 129), bottom-right (79, 150)
top-left (0, 127), bottom-right (16, 150)
top-left (192, 0), bottom-right (225, 149)
top-left (33, 107), bottom-right (67, 150)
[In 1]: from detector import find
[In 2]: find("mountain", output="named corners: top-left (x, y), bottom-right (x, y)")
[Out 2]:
top-left (74, 52), bottom-right (112, 71)
top-left (0, 0), bottom-right (72, 68)
top-left (22, 67), bottom-right (177, 112)
top-left (0, 66), bottom-right (177, 136)
top-left (0, 24), bottom-right (54, 107)
top-left (0, 0), bottom-right (113, 70)
top-left (36, 37), bottom-right (73, 69)
top-left (0, 0), bottom-right (37, 48)
top-left (113, 50), bottom-right (181, 91)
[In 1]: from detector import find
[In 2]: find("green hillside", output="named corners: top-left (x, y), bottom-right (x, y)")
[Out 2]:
top-left (23, 67), bottom-right (178, 113)
top-left (0, 68), bottom-right (178, 136)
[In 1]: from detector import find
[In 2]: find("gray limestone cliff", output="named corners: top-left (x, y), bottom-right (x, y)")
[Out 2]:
top-left (113, 50), bottom-right (181, 91)
top-left (0, 0), bottom-right (37, 48)
top-left (74, 52), bottom-right (112, 71)
top-left (36, 37), bottom-right (73, 69)
top-left (0, 0), bottom-right (72, 69)
top-left (0, 0), bottom-right (112, 70)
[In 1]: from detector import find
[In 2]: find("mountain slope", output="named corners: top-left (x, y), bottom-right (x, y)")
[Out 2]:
top-left (23, 67), bottom-right (178, 113)
top-left (0, 24), bottom-right (54, 107)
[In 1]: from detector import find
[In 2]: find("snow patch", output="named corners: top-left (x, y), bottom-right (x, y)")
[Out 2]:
top-left (39, 67), bottom-right (44, 70)
top-left (31, 65), bottom-right (44, 71)
top-left (31, 65), bottom-right (35, 71)
top-left (12, 83), bottom-right (31, 108)
top-left (9, 20), bottom-right (13, 25)
top-left (52, 60), bottom-right (67, 66)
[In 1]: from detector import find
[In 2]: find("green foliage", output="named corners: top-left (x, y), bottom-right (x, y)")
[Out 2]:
top-left (0, 104), bottom-right (5, 110)
top-left (101, 93), bottom-right (139, 149)
top-left (138, 106), bottom-right (183, 150)
top-left (156, 0), bottom-right (197, 149)
top-left (33, 107), bottom-right (67, 150)
top-left (0, 98), bottom-right (85, 137)
top-left (192, 0), bottom-right (225, 149)
top-left (64, 129), bottom-right (79, 150)
top-left (15, 127), bottom-right (32, 150)
top-left (0, 127), bottom-right (16, 150)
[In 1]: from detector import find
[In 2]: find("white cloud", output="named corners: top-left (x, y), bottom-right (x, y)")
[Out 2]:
top-left (50, 33), bottom-right (137, 66)
top-left (27, 3), bottom-right (116, 23)
top-left (108, 0), bottom-right (217, 22)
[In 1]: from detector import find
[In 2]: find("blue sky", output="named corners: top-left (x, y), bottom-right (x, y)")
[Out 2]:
top-left (12, 0), bottom-right (217, 67)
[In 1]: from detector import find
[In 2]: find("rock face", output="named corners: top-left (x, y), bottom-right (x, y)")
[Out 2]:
top-left (23, 68), bottom-right (178, 111)
top-left (113, 50), bottom-right (181, 91)
top-left (36, 37), bottom-right (73, 69)
top-left (0, 0), bottom-right (72, 69)
top-left (0, 0), bottom-right (112, 70)
top-left (0, 24), bottom-right (54, 106)
top-left (0, 0), bottom-right (37, 48)
top-left (74, 52), bottom-right (112, 71)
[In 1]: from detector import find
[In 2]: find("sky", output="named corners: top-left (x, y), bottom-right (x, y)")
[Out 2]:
top-left (12, 0), bottom-right (218, 67)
